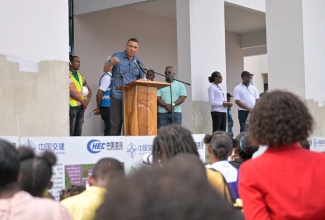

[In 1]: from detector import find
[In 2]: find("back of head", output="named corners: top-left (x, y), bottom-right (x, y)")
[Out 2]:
top-left (95, 154), bottom-right (243, 220)
top-left (235, 132), bottom-right (259, 159)
top-left (92, 158), bottom-right (124, 186)
top-left (18, 147), bottom-right (57, 197)
top-left (249, 90), bottom-right (314, 146)
top-left (210, 131), bottom-right (233, 160)
top-left (0, 140), bottom-right (20, 188)
top-left (152, 124), bottom-right (199, 163)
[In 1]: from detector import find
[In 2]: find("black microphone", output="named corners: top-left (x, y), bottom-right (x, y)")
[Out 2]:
top-left (134, 60), bottom-right (147, 75)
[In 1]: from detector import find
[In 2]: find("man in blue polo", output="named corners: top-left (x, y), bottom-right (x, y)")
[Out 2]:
top-left (105, 38), bottom-right (145, 136)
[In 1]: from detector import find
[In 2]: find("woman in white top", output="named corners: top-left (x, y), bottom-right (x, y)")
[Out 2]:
top-left (208, 71), bottom-right (232, 132)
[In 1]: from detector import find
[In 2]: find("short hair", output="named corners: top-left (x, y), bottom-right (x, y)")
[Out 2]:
top-left (0, 140), bottom-right (20, 187)
top-left (209, 131), bottom-right (233, 160)
top-left (127, 38), bottom-right (139, 44)
top-left (18, 147), bottom-right (57, 197)
top-left (69, 55), bottom-right (79, 63)
top-left (152, 124), bottom-right (199, 164)
top-left (234, 132), bottom-right (259, 159)
top-left (92, 158), bottom-right (124, 182)
top-left (94, 154), bottom-right (243, 220)
top-left (164, 66), bottom-right (174, 74)
top-left (208, 71), bottom-right (220, 83)
top-left (249, 90), bottom-right (314, 146)
top-left (146, 69), bottom-right (154, 74)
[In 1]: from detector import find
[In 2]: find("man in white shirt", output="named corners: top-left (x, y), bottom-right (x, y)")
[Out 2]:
top-left (233, 71), bottom-right (259, 132)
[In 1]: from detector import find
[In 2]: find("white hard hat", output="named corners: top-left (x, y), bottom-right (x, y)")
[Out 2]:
top-left (82, 86), bottom-right (89, 96)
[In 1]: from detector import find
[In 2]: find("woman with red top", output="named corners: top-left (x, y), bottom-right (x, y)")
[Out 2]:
top-left (239, 90), bottom-right (325, 220)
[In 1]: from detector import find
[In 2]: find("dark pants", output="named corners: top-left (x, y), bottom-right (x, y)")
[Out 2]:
top-left (211, 111), bottom-right (227, 132)
top-left (100, 107), bottom-right (111, 136)
top-left (69, 106), bottom-right (84, 136)
top-left (238, 110), bottom-right (249, 132)
top-left (110, 97), bottom-right (123, 136)
top-left (158, 112), bottom-right (182, 128)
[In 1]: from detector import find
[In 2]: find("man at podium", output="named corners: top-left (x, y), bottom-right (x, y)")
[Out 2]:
top-left (157, 66), bottom-right (187, 128)
top-left (105, 38), bottom-right (145, 136)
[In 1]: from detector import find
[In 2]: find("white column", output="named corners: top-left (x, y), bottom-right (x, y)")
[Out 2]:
top-left (266, 0), bottom-right (325, 135)
top-left (177, 0), bottom-right (227, 133)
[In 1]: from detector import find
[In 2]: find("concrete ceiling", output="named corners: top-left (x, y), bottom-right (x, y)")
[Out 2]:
top-left (125, 0), bottom-right (266, 34)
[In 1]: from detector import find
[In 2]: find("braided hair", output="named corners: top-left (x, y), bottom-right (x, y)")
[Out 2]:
top-left (152, 124), bottom-right (199, 164)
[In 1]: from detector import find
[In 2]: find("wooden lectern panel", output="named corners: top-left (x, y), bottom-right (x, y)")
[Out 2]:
top-left (123, 80), bottom-right (169, 136)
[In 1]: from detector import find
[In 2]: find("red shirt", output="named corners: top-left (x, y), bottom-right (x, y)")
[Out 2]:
top-left (239, 143), bottom-right (325, 220)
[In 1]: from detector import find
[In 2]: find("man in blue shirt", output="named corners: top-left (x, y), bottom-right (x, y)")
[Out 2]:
top-left (104, 38), bottom-right (145, 136)
top-left (157, 66), bottom-right (187, 128)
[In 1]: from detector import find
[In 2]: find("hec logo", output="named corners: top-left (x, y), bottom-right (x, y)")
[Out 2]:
top-left (87, 139), bottom-right (105, 154)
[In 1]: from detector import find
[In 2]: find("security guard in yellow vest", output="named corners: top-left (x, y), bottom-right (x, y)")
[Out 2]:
top-left (69, 56), bottom-right (92, 136)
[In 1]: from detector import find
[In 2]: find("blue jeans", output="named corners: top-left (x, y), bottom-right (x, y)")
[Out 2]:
top-left (69, 106), bottom-right (84, 136)
top-left (238, 110), bottom-right (249, 132)
top-left (158, 112), bottom-right (182, 128)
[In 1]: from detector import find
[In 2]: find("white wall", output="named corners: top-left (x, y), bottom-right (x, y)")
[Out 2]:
top-left (74, 7), bottom-right (178, 136)
top-left (0, 0), bottom-right (69, 136)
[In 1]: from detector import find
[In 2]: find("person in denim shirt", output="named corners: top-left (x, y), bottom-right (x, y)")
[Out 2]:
top-left (104, 38), bottom-right (145, 136)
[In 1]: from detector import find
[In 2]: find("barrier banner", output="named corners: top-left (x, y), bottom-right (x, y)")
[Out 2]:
top-left (19, 135), bottom-right (206, 200)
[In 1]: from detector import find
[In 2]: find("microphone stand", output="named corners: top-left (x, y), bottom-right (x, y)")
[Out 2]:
top-left (153, 71), bottom-right (191, 124)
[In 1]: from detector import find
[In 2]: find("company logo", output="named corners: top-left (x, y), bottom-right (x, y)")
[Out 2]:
top-left (126, 142), bottom-right (137, 159)
top-left (87, 139), bottom-right (105, 154)
top-left (24, 139), bottom-right (37, 150)
top-left (313, 138), bottom-right (317, 149)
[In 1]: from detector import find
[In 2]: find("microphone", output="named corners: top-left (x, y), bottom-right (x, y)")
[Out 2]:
top-left (134, 60), bottom-right (147, 74)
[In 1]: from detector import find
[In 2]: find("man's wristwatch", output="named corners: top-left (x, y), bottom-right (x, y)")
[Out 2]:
top-left (172, 102), bottom-right (176, 107)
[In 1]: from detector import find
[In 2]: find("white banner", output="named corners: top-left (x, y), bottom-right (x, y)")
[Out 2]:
top-left (19, 135), bottom-right (206, 200)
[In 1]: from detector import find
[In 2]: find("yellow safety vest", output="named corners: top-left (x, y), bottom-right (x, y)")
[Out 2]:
top-left (69, 72), bottom-right (85, 106)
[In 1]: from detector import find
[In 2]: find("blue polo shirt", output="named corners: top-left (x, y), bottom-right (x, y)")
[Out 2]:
top-left (110, 51), bottom-right (144, 100)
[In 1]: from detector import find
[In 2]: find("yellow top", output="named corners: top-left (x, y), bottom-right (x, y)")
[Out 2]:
top-left (61, 186), bottom-right (106, 220)
top-left (206, 168), bottom-right (232, 203)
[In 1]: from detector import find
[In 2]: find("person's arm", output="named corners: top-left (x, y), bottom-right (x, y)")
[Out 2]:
top-left (103, 57), bottom-right (119, 72)
top-left (94, 89), bottom-right (104, 115)
top-left (157, 96), bottom-right (173, 113)
top-left (69, 91), bottom-right (84, 105)
top-left (235, 100), bottom-right (253, 112)
top-left (234, 86), bottom-right (252, 112)
top-left (81, 81), bottom-right (92, 110)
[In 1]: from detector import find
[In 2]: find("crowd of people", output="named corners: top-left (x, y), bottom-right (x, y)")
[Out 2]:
top-left (1, 89), bottom-right (325, 219)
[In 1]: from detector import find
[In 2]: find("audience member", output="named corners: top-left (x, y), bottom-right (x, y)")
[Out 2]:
top-left (230, 132), bottom-right (259, 169)
top-left (18, 147), bottom-right (57, 198)
top-left (152, 124), bottom-right (232, 202)
top-left (0, 140), bottom-right (71, 219)
top-left (61, 158), bottom-right (124, 220)
top-left (233, 71), bottom-right (259, 132)
top-left (239, 90), bottom-right (325, 220)
top-left (95, 154), bottom-right (243, 220)
top-left (107, 38), bottom-right (145, 136)
top-left (205, 131), bottom-right (239, 200)
top-left (157, 66), bottom-right (187, 127)
top-left (69, 55), bottom-right (92, 136)
top-left (208, 71), bottom-right (232, 132)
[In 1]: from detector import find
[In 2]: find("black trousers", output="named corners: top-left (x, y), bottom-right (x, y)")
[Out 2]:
top-left (100, 107), bottom-right (111, 136)
top-left (211, 111), bottom-right (227, 133)
top-left (110, 97), bottom-right (123, 136)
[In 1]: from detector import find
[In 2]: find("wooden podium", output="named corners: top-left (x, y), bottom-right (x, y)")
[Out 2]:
top-left (123, 80), bottom-right (170, 136)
